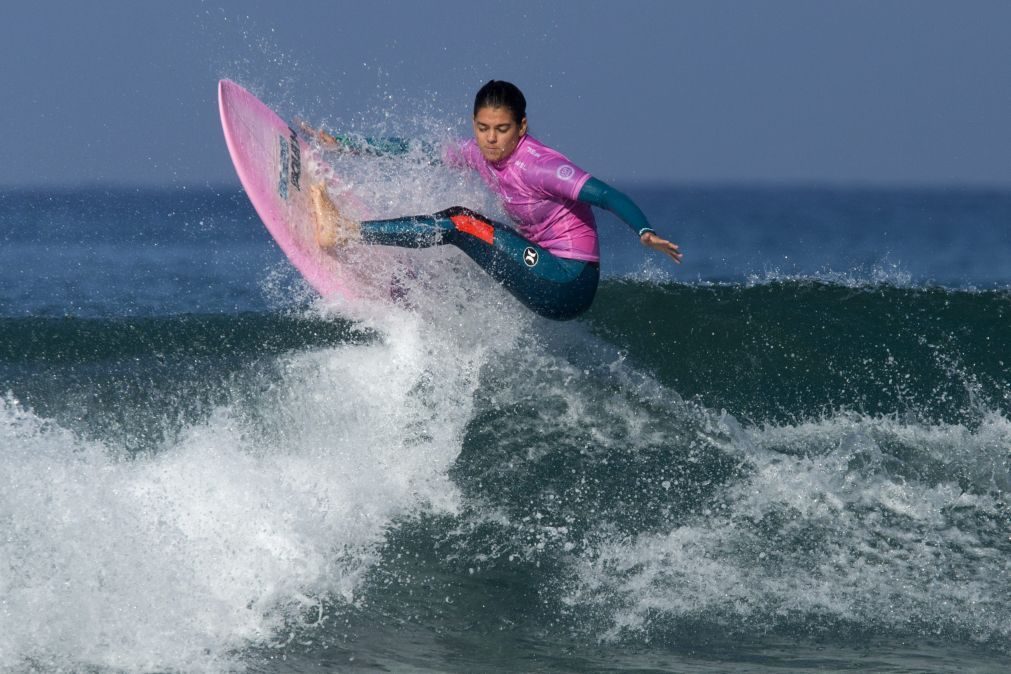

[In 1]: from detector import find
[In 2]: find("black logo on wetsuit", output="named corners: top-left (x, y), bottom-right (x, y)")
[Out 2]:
top-left (523, 247), bottom-right (539, 267)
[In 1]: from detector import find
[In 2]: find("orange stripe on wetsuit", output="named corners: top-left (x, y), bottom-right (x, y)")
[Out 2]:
top-left (450, 214), bottom-right (495, 245)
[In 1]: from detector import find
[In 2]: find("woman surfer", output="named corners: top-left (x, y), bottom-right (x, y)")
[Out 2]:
top-left (308, 80), bottom-right (682, 320)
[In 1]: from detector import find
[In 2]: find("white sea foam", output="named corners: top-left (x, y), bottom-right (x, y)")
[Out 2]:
top-left (744, 258), bottom-right (915, 289)
top-left (566, 410), bottom-right (1011, 643)
top-left (0, 271), bottom-right (529, 672)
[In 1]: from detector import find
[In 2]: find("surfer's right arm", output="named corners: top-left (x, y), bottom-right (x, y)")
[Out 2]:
top-left (296, 120), bottom-right (440, 162)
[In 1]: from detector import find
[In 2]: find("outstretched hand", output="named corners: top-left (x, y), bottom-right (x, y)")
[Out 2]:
top-left (294, 117), bottom-right (341, 149)
top-left (640, 231), bottom-right (683, 264)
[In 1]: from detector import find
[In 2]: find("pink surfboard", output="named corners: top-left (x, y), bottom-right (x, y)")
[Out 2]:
top-left (218, 79), bottom-right (357, 299)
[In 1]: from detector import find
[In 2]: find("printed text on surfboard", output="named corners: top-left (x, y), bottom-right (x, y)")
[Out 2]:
top-left (277, 128), bottom-right (302, 199)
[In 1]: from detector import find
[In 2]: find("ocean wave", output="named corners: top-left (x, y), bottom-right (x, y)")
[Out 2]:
top-left (0, 282), bottom-right (525, 671)
top-left (564, 410), bottom-right (1011, 647)
top-left (3, 261), bottom-right (1010, 669)
top-left (587, 278), bottom-right (1011, 425)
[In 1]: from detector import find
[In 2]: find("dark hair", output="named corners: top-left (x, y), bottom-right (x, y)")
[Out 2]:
top-left (473, 80), bottom-right (527, 123)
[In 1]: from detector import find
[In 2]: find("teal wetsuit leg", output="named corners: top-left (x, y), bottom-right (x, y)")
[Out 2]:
top-left (360, 207), bottom-right (598, 320)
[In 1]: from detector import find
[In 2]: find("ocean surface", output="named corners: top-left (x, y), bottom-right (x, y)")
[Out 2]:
top-left (1, 180), bottom-right (1010, 673)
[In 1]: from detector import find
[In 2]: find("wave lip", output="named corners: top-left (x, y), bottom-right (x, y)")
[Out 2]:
top-left (587, 278), bottom-right (1011, 426)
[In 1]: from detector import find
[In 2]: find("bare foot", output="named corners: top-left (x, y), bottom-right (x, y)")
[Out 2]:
top-left (310, 183), bottom-right (360, 249)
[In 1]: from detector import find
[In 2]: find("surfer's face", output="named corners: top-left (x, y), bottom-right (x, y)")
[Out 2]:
top-left (473, 106), bottom-right (527, 163)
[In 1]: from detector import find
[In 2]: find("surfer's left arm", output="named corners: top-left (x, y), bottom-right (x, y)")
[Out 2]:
top-left (578, 178), bottom-right (683, 264)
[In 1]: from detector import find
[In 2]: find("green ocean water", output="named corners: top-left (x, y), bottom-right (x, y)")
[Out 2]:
top-left (1, 187), bottom-right (1010, 672)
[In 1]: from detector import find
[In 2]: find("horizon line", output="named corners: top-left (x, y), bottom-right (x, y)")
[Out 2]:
top-left (3, 179), bottom-right (1011, 194)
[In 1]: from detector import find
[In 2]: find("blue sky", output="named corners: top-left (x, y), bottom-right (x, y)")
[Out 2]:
top-left (2, 0), bottom-right (1010, 187)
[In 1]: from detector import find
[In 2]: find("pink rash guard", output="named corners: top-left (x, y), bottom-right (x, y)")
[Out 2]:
top-left (445, 135), bottom-right (600, 262)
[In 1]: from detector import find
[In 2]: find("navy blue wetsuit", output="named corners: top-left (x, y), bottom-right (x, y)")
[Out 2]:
top-left (361, 207), bottom-right (599, 320)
